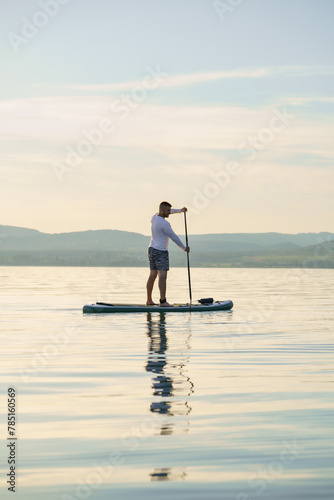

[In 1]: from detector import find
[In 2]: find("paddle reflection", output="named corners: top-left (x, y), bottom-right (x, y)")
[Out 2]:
top-left (150, 467), bottom-right (187, 481)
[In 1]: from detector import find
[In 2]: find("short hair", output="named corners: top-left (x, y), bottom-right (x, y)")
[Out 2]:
top-left (159, 201), bottom-right (172, 210)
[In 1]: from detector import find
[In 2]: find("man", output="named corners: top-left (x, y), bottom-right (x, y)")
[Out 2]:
top-left (146, 201), bottom-right (190, 307)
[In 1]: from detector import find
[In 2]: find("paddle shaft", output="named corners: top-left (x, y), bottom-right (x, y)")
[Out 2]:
top-left (184, 211), bottom-right (192, 307)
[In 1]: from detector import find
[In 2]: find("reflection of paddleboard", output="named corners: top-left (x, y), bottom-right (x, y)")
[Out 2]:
top-left (83, 300), bottom-right (233, 314)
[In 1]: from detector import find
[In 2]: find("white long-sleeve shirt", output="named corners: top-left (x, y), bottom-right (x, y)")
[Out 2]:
top-left (149, 209), bottom-right (186, 251)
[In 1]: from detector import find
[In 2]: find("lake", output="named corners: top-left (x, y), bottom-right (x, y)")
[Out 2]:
top-left (0, 266), bottom-right (333, 499)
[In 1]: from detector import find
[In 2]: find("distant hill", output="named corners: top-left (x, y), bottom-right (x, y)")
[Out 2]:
top-left (1, 224), bottom-right (333, 251)
top-left (0, 224), bottom-right (333, 267)
top-left (180, 232), bottom-right (334, 252)
top-left (0, 225), bottom-right (149, 251)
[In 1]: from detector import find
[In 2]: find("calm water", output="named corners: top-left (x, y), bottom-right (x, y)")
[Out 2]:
top-left (0, 266), bottom-right (333, 500)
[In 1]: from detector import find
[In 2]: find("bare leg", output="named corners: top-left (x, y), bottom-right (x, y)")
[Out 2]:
top-left (146, 270), bottom-right (158, 305)
top-left (158, 270), bottom-right (172, 306)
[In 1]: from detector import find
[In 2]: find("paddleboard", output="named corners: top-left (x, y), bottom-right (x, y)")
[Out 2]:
top-left (83, 300), bottom-right (233, 314)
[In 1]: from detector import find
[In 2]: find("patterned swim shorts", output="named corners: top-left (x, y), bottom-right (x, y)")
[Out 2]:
top-left (148, 247), bottom-right (169, 271)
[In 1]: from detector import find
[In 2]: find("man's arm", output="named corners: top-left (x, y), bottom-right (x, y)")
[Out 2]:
top-left (170, 207), bottom-right (187, 215)
top-left (163, 222), bottom-right (186, 251)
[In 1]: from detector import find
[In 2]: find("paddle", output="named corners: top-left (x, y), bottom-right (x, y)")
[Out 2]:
top-left (184, 210), bottom-right (192, 309)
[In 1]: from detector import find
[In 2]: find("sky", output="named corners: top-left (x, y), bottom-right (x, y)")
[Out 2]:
top-left (0, 0), bottom-right (333, 236)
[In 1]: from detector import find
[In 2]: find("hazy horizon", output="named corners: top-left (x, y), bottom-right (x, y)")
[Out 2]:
top-left (1, 0), bottom-right (333, 235)
top-left (1, 221), bottom-right (334, 238)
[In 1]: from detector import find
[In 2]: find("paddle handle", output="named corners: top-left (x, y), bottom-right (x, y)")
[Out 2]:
top-left (184, 211), bottom-right (192, 307)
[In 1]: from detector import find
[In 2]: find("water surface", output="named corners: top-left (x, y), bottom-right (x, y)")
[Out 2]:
top-left (0, 267), bottom-right (333, 499)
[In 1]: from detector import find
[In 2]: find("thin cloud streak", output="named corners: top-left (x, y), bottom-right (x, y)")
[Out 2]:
top-left (0, 98), bottom-right (333, 159)
top-left (279, 96), bottom-right (334, 106)
top-left (32, 65), bottom-right (334, 93)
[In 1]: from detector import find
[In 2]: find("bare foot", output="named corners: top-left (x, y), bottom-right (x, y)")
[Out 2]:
top-left (159, 301), bottom-right (173, 307)
top-left (146, 301), bottom-right (157, 306)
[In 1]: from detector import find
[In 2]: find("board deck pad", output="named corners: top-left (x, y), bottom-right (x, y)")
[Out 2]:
top-left (83, 300), bottom-right (233, 314)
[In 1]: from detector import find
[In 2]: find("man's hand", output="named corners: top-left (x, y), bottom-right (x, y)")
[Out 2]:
top-left (185, 246), bottom-right (190, 253)
top-left (181, 207), bottom-right (187, 213)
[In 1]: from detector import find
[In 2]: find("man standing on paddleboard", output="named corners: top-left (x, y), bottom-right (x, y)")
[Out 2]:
top-left (146, 202), bottom-right (190, 307)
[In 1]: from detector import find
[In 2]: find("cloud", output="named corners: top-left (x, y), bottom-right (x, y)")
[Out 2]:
top-left (279, 96), bottom-right (334, 106)
top-left (32, 65), bottom-right (334, 93)
top-left (0, 96), bottom-right (332, 161)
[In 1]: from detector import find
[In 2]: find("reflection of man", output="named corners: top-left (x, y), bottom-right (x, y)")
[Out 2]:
top-left (146, 202), bottom-right (190, 307)
top-left (145, 312), bottom-right (193, 418)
